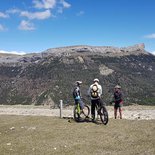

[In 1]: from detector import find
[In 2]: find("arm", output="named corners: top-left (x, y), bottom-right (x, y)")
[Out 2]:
top-left (109, 93), bottom-right (115, 104)
top-left (98, 85), bottom-right (102, 97)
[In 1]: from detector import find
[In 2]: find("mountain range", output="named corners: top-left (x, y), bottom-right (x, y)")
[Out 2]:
top-left (0, 43), bottom-right (155, 106)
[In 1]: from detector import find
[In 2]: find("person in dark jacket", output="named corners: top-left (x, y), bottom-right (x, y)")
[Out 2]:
top-left (112, 85), bottom-right (123, 119)
top-left (73, 81), bottom-right (84, 110)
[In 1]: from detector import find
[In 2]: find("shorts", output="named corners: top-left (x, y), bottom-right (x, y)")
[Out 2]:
top-left (114, 100), bottom-right (123, 109)
top-left (75, 99), bottom-right (84, 109)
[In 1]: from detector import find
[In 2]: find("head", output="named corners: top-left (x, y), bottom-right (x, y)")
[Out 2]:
top-left (75, 81), bottom-right (82, 87)
top-left (114, 85), bottom-right (121, 92)
top-left (93, 78), bottom-right (99, 84)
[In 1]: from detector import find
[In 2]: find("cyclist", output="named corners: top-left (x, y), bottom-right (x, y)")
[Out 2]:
top-left (111, 85), bottom-right (123, 119)
top-left (73, 81), bottom-right (85, 111)
top-left (88, 78), bottom-right (104, 121)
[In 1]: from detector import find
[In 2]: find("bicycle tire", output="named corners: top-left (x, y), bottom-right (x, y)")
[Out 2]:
top-left (80, 105), bottom-right (90, 118)
top-left (99, 106), bottom-right (109, 125)
top-left (73, 105), bottom-right (90, 122)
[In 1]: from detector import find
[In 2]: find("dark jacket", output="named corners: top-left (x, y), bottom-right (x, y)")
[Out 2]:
top-left (114, 91), bottom-right (123, 102)
top-left (73, 86), bottom-right (81, 99)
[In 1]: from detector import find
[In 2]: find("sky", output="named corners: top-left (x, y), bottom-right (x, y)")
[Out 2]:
top-left (0, 0), bottom-right (155, 55)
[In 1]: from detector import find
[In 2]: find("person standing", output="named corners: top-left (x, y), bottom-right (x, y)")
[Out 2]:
top-left (73, 81), bottom-right (85, 110)
top-left (88, 78), bottom-right (104, 121)
top-left (111, 85), bottom-right (123, 119)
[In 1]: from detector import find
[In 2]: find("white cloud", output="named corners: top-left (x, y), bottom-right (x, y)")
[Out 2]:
top-left (20, 10), bottom-right (51, 20)
top-left (6, 8), bottom-right (21, 14)
top-left (76, 11), bottom-right (85, 16)
top-left (33, 0), bottom-right (56, 9)
top-left (1, 0), bottom-right (71, 31)
top-left (0, 12), bottom-right (9, 18)
top-left (144, 33), bottom-right (155, 39)
top-left (60, 0), bottom-right (71, 8)
top-left (18, 20), bottom-right (35, 30)
top-left (151, 51), bottom-right (155, 55)
top-left (57, 0), bottom-right (71, 14)
top-left (0, 24), bottom-right (6, 31)
top-left (0, 50), bottom-right (26, 55)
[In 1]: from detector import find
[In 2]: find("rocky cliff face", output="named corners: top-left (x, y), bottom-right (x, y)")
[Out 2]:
top-left (0, 43), bottom-right (155, 105)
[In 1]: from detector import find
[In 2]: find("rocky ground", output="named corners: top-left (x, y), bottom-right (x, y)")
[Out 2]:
top-left (0, 105), bottom-right (155, 120)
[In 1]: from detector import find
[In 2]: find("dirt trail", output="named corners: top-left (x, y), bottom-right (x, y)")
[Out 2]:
top-left (0, 105), bottom-right (155, 120)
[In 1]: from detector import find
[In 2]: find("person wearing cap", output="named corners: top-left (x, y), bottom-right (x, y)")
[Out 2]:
top-left (88, 78), bottom-right (104, 121)
top-left (73, 81), bottom-right (85, 110)
top-left (111, 85), bottom-right (123, 119)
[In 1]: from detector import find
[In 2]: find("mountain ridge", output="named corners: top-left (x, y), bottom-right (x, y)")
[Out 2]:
top-left (0, 43), bottom-right (155, 106)
top-left (0, 43), bottom-right (149, 64)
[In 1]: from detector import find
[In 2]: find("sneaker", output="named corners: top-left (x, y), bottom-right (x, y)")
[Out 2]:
top-left (91, 116), bottom-right (95, 122)
top-left (97, 110), bottom-right (101, 115)
top-left (85, 116), bottom-right (90, 119)
top-left (92, 118), bottom-right (96, 123)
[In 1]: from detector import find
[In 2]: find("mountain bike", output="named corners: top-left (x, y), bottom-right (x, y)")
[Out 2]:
top-left (73, 101), bottom-right (90, 122)
top-left (94, 102), bottom-right (109, 125)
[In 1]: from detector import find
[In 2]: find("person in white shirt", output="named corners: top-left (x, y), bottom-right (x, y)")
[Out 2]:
top-left (88, 78), bottom-right (104, 121)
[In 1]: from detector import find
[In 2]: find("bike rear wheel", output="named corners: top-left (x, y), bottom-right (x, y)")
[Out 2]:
top-left (74, 105), bottom-right (90, 122)
top-left (99, 106), bottom-right (109, 125)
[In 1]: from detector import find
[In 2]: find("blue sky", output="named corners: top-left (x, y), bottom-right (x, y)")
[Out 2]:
top-left (0, 0), bottom-right (155, 54)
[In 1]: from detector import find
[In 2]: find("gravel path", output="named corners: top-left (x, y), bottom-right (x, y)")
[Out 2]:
top-left (0, 105), bottom-right (155, 120)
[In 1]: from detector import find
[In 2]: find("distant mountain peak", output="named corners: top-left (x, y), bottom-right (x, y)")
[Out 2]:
top-left (0, 43), bottom-right (150, 64)
top-left (43, 43), bottom-right (147, 57)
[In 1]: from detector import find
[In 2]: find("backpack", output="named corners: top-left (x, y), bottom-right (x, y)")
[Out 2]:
top-left (91, 84), bottom-right (99, 98)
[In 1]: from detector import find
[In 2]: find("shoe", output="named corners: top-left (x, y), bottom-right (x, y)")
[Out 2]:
top-left (92, 118), bottom-right (96, 123)
top-left (91, 116), bottom-right (95, 122)
top-left (85, 116), bottom-right (89, 119)
top-left (97, 110), bottom-right (101, 115)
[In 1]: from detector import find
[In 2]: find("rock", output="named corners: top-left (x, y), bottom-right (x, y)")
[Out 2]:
top-left (99, 64), bottom-right (114, 76)
top-left (10, 127), bottom-right (15, 130)
top-left (77, 56), bottom-right (84, 63)
top-left (28, 127), bottom-right (36, 130)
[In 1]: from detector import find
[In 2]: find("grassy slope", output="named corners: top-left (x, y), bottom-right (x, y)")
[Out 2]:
top-left (0, 116), bottom-right (155, 155)
top-left (0, 54), bottom-right (155, 105)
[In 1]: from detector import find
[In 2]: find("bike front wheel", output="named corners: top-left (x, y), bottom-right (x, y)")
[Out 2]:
top-left (99, 106), bottom-right (109, 125)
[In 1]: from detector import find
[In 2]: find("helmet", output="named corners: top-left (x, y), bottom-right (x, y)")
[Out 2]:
top-left (114, 85), bottom-right (121, 89)
top-left (93, 78), bottom-right (99, 83)
top-left (75, 81), bottom-right (82, 85)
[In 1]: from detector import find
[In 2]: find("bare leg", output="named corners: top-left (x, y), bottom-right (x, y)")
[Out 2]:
top-left (114, 108), bottom-right (117, 119)
top-left (119, 107), bottom-right (122, 119)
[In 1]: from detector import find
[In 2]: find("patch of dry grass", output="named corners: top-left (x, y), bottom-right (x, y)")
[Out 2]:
top-left (0, 115), bottom-right (155, 155)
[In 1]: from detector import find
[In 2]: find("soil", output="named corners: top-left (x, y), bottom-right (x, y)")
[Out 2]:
top-left (0, 105), bottom-right (155, 120)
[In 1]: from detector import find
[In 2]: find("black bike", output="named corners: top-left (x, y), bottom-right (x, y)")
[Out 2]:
top-left (94, 102), bottom-right (109, 125)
